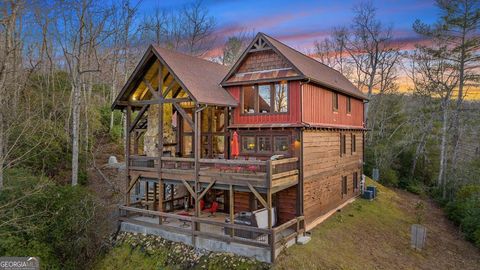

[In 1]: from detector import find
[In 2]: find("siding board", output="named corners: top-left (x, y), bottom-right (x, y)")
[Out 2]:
top-left (302, 83), bottom-right (364, 128)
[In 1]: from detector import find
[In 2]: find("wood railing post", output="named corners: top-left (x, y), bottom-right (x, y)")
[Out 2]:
top-left (125, 105), bottom-right (132, 206)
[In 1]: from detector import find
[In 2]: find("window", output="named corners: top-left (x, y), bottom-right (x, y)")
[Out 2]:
top-left (274, 136), bottom-right (289, 152)
top-left (332, 92), bottom-right (338, 111)
top-left (239, 134), bottom-right (290, 155)
top-left (353, 172), bottom-right (358, 190)
top-left (258, 84), bottom-right (272, 113)
top-left (274, 82), bottom-right (288, 112)
top-left (242, 85), bottom-right (256, 114)
top-left (342, 176), bottom-right (348, 195)
top-left (257, 136), bottom-right (272, 152)
top-left (241, 136), bottom-right (256, 152)
top-left (351, 134), bottom-right (356, 153)
top-left (241, 83), bottom-right (289, 114)
top-left (346, 97), bottom-right (351, 114)
top-left (340, 133), bottom-right (346, 156)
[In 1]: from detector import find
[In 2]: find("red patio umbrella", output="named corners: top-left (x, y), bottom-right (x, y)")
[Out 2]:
top-left (231, 131), bottom-right (239, 158)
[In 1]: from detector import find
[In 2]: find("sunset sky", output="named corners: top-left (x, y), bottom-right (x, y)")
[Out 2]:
top-left (139, 0), bottom-right (479, 99)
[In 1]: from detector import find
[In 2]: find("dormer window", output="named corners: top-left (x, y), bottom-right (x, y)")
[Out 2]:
top-left (241, 82), bottom-right (289, 114)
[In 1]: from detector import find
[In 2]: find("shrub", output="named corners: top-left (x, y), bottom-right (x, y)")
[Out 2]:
top-left (0, 169), bottom-right (109, 269)
top-left (380, 168), bottom-right (399, 187)
top-left (445, 184), bottom-right (480, 247)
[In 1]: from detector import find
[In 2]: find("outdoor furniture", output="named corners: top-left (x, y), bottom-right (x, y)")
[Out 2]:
top-left (204, 201), bottom-right (219, 217)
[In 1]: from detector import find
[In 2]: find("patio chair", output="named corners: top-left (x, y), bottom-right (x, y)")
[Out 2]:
top-left (204, 201), bottom-right (219, 217)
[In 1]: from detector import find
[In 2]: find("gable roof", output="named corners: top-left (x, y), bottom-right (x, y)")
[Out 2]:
top-left (112, 45), bottom-right (238, 109)
top-left (222, 33), bottom-right (367, 100)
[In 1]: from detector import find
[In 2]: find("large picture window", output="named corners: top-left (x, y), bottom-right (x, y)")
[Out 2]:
top-left (239, 134), bottom-right (291, 155)
top-left (241, 82), bottom-right (288, 114)
top-left (241, 136), bottom-right (256, 152)
top-left (258, 85), bottom-right (272, 113)
top-left (274, 82), bottom-right (288, 112)
top-left (242, 85), bottom-right (256, 114)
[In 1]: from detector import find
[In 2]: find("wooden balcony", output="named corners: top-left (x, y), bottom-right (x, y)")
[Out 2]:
top-left (128, 156), bottom-right (299, 193)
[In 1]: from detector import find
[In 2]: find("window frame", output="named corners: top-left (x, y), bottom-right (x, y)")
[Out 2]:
top-left (332, 92), bottom-right (339, 112)
top-left (353, 172), bottom-right (358, 191)
top-left (351, 134), bottom-right (356, 154)
top-left (273, 135), bottom-right (290, 153)
top-left (342, 176), bottom-right (348, 195)
top-left (257, 135), bottom-right (272, 153)
top-left (238, 132), bottom-right (292, 156)
top-left (241, 135), bottom-right (257, 153)
top-left (240, 82), bottom-right (289, 116)
top-left (346, 97), bottom-right (351, 114)
top-left (340, 133), bottom-right (346, 157)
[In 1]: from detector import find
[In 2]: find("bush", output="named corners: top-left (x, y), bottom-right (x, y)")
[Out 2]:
top-left (445, 184), bottom-right (480, 247)
top-left (0, 169), bottom-right (109, 269)
top-left (380, 168), bottom-right (399, 187)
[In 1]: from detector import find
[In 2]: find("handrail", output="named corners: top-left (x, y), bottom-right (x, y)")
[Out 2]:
top-left (271, 157), bottom-right (298, 166)
top-left (199, 158), bottom-right (266, 166)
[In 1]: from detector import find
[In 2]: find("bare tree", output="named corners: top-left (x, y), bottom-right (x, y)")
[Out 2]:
top-left (220, 30), bottom-right (254, 65)
top-left (414, 0), bottom-right (480, 178)
top-left (411, 47), bottom-right (459, 198)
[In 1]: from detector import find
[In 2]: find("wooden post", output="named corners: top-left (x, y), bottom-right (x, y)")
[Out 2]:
top-left (125, 105), bottom-right (132, 206)
top-left (153, 183), bottom-right (158, 211)
top-left (229, 184), bottom-right (234, 237)
top-left (194, 107), bottom-right (201, 217)
top-left (266, 160), bottom-right (273, 229)
top-left (157, 62), bottom-right (164, 223)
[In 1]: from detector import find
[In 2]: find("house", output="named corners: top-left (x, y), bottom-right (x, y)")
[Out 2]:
top-left (112, 32), bottom-right (367, 263)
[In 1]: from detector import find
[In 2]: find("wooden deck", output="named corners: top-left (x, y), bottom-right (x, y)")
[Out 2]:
top-left (118, 205), bottom-right (304, 262)
top-left (128, 156), bottom-right (299, 192)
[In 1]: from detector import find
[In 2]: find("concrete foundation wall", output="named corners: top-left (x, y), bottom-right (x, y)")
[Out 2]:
top-left (120, 221), bottom-right (273, 263)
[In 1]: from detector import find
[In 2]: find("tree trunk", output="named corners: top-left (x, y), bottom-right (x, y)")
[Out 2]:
top-left (71, 82), bottom-right (81, 186)
top-left (438, 102), bottom-right (449, 199)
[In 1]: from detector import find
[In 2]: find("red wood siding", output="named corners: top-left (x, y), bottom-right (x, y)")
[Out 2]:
top-left (302, 83), bottom-right (364, 128)
top-left (227, 81), bottom-right (301, 125)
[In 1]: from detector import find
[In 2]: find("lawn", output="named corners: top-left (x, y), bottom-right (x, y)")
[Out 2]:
top-left (274, 178), bottom-right (480, 269)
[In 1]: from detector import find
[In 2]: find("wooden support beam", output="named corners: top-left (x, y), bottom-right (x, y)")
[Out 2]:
top-left (157, 62), bottom-right (164, 222)
top-left (198, 180), bottom-right (216, 201)
top-left (129, 105), bottom-right (149, 133)
top-left (164, 97), bottom-right (191, 103)
top-left (125, 105), bottom-right (132, 206)
top-left (267, 188), bottom-right (272, 229)
top-left (194, 108), bottom-right (201, 220)
top-left (181, 179), bottom-right (197, 200)
top-left (173, 102), bottom-right (194, 128)
top-left (142, 78), bottom-right (161, 100)
top-left (247, 183), bottom-right (268, 208)
top-left (162, 77), bottom-right (177, 98)
top-left (127, 174), bottom-right (141, 193)
top-left (229, 184), bottom-right (234, 237)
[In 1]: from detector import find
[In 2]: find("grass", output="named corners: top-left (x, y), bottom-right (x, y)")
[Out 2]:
top-left (274, 178), bottom-right (480, 269)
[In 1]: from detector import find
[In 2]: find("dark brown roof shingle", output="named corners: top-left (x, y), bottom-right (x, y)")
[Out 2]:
top-left (152, 46), bottom-right (238, 106)
top-left (262, 33), bottom-right (367, 100)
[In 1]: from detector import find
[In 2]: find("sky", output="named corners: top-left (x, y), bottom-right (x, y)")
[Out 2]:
top-left (139, 0), bottom-right (439, 52)
top-left (137, 0), bottom-right (479, 99)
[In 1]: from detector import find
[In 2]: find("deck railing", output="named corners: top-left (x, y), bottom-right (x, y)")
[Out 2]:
top-left (128, 155), bottom-right (299, 189)
top-left (118, 205), bottom-right (304, 262)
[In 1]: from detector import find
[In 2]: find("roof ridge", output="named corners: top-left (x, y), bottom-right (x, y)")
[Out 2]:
top-left (152, 45), bottom-right (227, 69)
top-left (261, 33), bottom-right (347, 77)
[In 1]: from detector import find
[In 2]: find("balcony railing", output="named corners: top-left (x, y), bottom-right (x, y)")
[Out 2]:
top-left (128, 155), bottom-right (299, 190)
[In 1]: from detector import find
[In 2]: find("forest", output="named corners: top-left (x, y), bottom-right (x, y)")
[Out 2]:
top-left (0, 0), bottom-right (478, 269)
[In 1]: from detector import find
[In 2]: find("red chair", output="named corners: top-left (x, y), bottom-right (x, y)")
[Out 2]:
top-left (204, 201), bottom-right (219, 217)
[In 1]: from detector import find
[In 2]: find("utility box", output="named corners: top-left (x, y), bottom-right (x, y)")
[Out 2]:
top-left (411, 224), bottom-right (427, 251)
